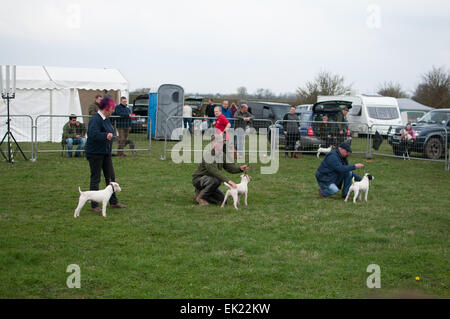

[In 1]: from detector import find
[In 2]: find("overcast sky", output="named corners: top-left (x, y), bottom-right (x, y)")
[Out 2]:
top-left (0, 0), bottom-right (449, 95)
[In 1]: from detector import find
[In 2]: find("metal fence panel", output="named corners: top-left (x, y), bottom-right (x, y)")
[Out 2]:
top-left (162, 116), bottom-right (273, 160)
top-left (35, 115), bottom-right (151, 158)
top-left (370, 124), bottom-right (449, 166)
top-left (274, 120), bottom-right (370, 156)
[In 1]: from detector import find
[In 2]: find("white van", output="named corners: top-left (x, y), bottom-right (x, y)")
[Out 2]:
top-left (317, 95), bottom-right (403, 135)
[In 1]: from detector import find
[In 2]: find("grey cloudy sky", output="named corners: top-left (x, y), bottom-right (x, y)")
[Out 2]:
top-left (1, 0), bottom-right (449, 95)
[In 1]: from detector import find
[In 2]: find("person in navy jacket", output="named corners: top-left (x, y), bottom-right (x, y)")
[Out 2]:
top-left (85, 95), bottom-right (127, 212)
top-left (315, 142), bottom-right (364, 198)
top-left (111, 96), bottom-right (133, 157)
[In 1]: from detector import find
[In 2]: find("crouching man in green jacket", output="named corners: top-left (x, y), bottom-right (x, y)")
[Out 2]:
top-left (192, 137), bottom-right (249, 206)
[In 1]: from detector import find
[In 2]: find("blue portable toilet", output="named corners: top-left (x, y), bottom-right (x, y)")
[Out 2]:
top-left (148, 92), bottom-right (157, 138)
top-left (149, 84), bottom-right (184, 140)
top-left (134, 84), bottom-right (184, 140)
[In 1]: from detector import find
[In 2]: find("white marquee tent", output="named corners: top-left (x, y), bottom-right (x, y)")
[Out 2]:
top-left (0, 65), bottom-right (129, 142)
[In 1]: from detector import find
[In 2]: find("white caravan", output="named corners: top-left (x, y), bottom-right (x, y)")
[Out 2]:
top-left (317, 95), bottom-right (403, 135)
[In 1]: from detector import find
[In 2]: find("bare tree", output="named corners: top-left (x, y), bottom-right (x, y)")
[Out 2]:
top-left (236, 86), bottom-right (248, 99)
top-left (377, 81), bottom-right (408, 98)
top-left (413, 66), bottom-right (450, 108)
top-left (253, 88), bottom-right (275, 100)
top-left (297, 71), bottom-right (352, 104)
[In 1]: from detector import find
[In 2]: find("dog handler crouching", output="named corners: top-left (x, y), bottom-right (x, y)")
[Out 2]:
top-left (315, 142), bottom-right (364, 199)
top-left (85, 95), bottom-right (127, 213)
top-left (192, 136), bottom-right (249, 206)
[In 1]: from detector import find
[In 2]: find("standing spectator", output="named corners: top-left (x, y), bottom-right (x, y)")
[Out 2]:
top-left (283, 106), bottom-right (300, 158)
top-left (214, 106), bottom-right (231, 141)
top-left (336, 107), bottom-right (349, 144)
top-left (112, 97), bottom-right (133, 157)
top-left (221, 100), bottom-right (234, 128)
top-left (88, 95), bottom-right (103, 116)
top-left (230, 102), bottom-right (238, 117)
top-left (192, 104), bottom-right (204, 118)
top-left (205, 99), bottom-right (216, 128)
top-left (62, 114), bottom-right (87, 158)
top-left (401, 122), bottom-right (416, 142)
top-left (319, 114), bottom-right (334, 147)
top-left (234, 104), bottom-right (254, 157)
top-left (85, 95), bottom-right (126, 212)
top-left (183, 104), bottom-right (193, 133)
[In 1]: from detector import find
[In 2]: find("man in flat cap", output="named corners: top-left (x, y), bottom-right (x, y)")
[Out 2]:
top-left (315, 142), bottom-right (364, 199)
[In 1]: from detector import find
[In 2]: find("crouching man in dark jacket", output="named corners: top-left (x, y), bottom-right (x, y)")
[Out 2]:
top-left (192, 137), bottom-right (249, 206)
top-left (315, 142), bottom-right (364, 198)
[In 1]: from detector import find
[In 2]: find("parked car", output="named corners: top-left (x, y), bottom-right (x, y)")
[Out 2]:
top-left (268, 101), bottom-right (352, 149)
top-left (130, 94), bottom-right (149, 133)
top-left (295, 104), bottom-right (313, 112)
top-left (298, 100), bottom-right (353, 150)
top-left (246, 101), bottom-right (292, 131)
top-left (388, 109), bottom-right (450, 159)
top-left (269, 108), bottom-right (312, 145)
top-left (317, 95), bottom-right (403, 135)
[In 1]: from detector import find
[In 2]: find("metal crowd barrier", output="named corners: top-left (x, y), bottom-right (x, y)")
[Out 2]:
top-left (274, 120), bottom-right (370, 156)
top-left (34, 114), bottom-right (151, 159)
top-left (0, 115), bottom-right (34, 161)
top-left (369, 124), bottom-right (449, 169)
top-left (161, 116), bottom-right (273, 160)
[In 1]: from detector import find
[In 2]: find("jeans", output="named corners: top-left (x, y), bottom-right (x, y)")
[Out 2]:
top-left (183, 118), bottom-right (192, 132)
top-left (66, 137), bottom-right (86, 157)
top-left (235, 129), bottom-right (246, 156)
top-left (317, 171), bottom-right (356, 197)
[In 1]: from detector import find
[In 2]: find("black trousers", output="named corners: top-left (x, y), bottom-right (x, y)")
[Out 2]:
top-left (285, 132), bottom-right (300, 155)
top-left (87, 154), bottom-right (118, 208)
top-left (193, 176), bottom-right (224, 205)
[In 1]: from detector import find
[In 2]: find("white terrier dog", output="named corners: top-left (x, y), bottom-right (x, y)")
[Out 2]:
top-left (221, 174), bottom-right (251, 210)
top-left (74, 182), bottom-right (121, 218)
top-left (317, 144), bottom-right (334, 158)
top-left (400, 129), bottom-right (413, 141)
top-left (344, 173), bottom-right (374, 203)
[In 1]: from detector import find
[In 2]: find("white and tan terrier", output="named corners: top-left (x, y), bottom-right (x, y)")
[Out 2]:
top-left (344, 173), bottom-right (374, 203)
top-left (221, 174), bottom-right (251, 210)
top-left (317, 144), bottom-right (335, 158)
top-left (74, 182), bottom-right (121, 218)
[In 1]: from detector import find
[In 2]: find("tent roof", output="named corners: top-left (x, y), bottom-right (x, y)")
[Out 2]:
top-left (15, 65), bottom-right (128, 91)
top-left (397, 98), bottom-right (433, 111)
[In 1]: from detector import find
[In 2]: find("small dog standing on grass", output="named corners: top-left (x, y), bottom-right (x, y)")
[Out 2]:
top-left (317, 144), bottom-right (334, 158)
top-left (221, 174), bottom-right (251, 209)
top-left (293, 140), bottom-right (302, 158)
top-left (344, 173), bottom-right (374, 203)
top-left (74, 182), bottom-right (122, 218)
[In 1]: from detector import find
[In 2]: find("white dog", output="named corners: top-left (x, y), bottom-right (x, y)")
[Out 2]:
top-left (74, 182), bottom-right (121, 218)
top-left (221, 174), bottom-right (251, 210)
top-left (400, 129), bottom-right (413, 141)
top-left (344, 173), bottom-right (374, 203)
top-left (317, 144), bottom-right (334, 158)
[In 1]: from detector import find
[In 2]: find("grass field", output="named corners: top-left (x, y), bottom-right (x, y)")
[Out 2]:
top-left (0, 140), bottom-right (449, 298)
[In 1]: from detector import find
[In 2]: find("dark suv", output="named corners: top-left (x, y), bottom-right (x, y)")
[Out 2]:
top-left (130, 94), bottom-right (149, 133)
top-left (246, 101), bottom-right (291, 131)
top-left (388, 109), bottom-right (450, 159)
